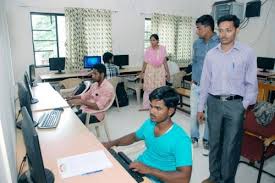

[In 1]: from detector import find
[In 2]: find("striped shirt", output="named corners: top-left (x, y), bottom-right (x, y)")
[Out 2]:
top-left (198, 41), bottom-right (258, 112)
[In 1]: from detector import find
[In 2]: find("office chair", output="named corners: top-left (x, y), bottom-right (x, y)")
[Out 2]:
top-left (171, 71), bottom-right (186, 88)
top-left (85, 92), bottom-right (116, 141)
top-left (240, 107), bottom-right (275, 183)
top-left (108, 76), bottom-right (121, 111)
top-left (257, 81), bottom-right (275, 102)
top-left (59, 79), bottom-right (90, 98)
top-left (125, 76), bottom-right (142, 105)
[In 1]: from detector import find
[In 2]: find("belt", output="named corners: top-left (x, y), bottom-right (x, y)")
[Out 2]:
top-left (210, 94), bottom-right (243, 101)
top-left (192, 80), bottom-right (199, 86)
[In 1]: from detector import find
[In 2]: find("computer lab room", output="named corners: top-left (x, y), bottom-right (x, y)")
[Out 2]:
top-left (1, 0), bottom-right (275, 183)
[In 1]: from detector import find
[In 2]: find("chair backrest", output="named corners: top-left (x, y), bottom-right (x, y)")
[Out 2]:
top-left (257, 81), bottom-right (275, 102)
top-left (172, 71), bottom-right (185, 88)
top-left (60, 78), bottom-right (82, 89)
top-left (81, 80), bottom-right (91, 95)
top-left (108, 77), bottom-right (121, 89)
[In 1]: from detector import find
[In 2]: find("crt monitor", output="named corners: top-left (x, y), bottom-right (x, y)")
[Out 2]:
top-left (83, 56), bottom-right (101, 69)
top-left (113, 55), bottom-right (129, 69)
top-left (18, 107), bottom-right (54, 183)
top-left (49, 57), bottom-right (65, 74)
top-left (257, 57), bottom-right (275, 72)
top-left (24, 72), bottom-right (39, 104)
top-left (29, 64), bottom-right (37, 87)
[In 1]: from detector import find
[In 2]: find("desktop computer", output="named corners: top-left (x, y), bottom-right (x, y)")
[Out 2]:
top-left (18, 107), bottom-right (54, 183)
top-left (24, 72), bottom-right (39, 104)
top-left (49, 57), bottom-right (65, 74)
top-left (114, 55), bottom-right (129, 69)
top-left (257, 57), bottom-right (275, 72)
top-left (29, 64), bottom-right (37, 87)
top-left (83, 56), bottom-right (101, 69)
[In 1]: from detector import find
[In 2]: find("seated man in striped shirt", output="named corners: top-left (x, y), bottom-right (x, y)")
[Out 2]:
top-left (103, 52), bottom-right (120, 79)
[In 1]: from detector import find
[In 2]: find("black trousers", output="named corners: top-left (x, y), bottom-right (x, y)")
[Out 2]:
top-left (207, 95), bottom-right (245, 183)
top-left (76, 110), bottom-right (100, 124)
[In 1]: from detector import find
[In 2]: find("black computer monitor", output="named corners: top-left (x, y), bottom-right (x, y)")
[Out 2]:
top-left (83, 56), bottom-right (101, 69)
top-left (17, 82), bottom-right (38, 129)
top-left (29, 64), bottom-right (37, 87)
top-left (18, 107), bottom-right (54, 183)
top-left (24, 72), bottom-right (39, 104)
top-left (113, 55), bottom-right (129, 69)
top-left (257, 57), bottom-right (275, 72)
top-left (49, 57), bottom-right (65, 74)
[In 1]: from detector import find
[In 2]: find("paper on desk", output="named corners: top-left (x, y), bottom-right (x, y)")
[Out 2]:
top-left (57, 150), bottom-right (113, 179)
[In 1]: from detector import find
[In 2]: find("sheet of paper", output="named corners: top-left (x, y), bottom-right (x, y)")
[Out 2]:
top-left (57, 150), bottom-right (113, 179)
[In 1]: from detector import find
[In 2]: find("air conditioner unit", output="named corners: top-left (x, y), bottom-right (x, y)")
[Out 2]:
top-left (212, 0), bottom-right (244, 23)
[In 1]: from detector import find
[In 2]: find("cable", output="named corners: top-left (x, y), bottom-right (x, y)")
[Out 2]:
top-left (249, 0), bottom-right (273, 45)
top-left (17, 155), bottom-right (27, 180)
top-left (262, 0), bottom-right (271, 6)
top-left (240, 18), bottom-right (249, 29)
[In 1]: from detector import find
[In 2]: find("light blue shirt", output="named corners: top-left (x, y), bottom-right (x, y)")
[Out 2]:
top-left (135, 119), bottom-right (192, 182)
top-left (198, 41), bottom-right (258, 112)
top-left (192, 33), bottom-right (219, 84)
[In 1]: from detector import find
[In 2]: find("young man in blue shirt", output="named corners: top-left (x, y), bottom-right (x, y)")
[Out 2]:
top-left (190, 15), bottom-right (219, 156)
top-left (103, 86), bottom-right (192, 183)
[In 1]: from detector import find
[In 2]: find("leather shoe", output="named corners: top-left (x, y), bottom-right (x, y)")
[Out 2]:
top-left (202, 177), bottom-right (215, 183)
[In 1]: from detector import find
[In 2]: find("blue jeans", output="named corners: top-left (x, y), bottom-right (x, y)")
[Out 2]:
top-left (190, 83), bottom-right (209, 141)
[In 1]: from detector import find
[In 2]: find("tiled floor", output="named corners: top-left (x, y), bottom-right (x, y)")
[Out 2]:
top-left (100, 95), bottom-right (275, 183)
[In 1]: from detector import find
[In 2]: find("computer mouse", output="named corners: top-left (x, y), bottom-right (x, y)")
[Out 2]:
top-left (53, 107), bottom-right (64, 111)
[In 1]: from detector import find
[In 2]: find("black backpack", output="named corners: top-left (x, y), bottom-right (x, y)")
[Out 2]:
top-left (114, 82), bottom-right (129, 107)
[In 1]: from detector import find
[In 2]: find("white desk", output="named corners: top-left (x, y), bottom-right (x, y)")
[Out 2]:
top-left (31, 83), bottom-right (69, 112)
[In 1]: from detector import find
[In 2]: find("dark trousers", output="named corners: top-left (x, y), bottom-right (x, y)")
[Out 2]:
top-left (207, 95), bottom-right (245, 183)
top-left (76, 110), bottom-right (100, 124)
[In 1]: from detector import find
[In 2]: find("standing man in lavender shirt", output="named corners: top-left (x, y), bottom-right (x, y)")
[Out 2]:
top-left (190, 15), bottom-right (219, 156)
top-left (198, 15), bottom-right (258, 183)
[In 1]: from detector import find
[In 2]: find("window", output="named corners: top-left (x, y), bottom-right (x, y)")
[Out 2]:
top-left (31, 13), bottom-right (65, 67)
top-left (144, 18), bottom-right (152, 50)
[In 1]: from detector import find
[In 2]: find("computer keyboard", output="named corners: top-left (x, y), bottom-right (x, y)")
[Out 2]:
top-left (109, 149), bottom-right (144, 182)
top-left (37, 109), bottom-right (63, 129)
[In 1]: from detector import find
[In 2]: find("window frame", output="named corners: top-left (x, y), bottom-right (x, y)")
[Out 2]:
top-left (144, 18), bottom-right (152, 50)
top-left (30, 12), bottom-right (65, 68)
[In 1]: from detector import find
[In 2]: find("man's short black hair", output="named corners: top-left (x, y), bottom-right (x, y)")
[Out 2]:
top-left (217, 14), bottom-right (240, 28)
top-left (93, 63), bottom-right (106, 78)
top-left (103, 52), bottom-right (113, 63)
top-left (196, 15), bottom-right (215, 32)
top-left (149, 86), bottom-right (179, 116)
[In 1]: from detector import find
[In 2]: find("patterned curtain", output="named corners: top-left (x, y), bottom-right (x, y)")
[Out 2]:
top-left (151, 13), bottom-right (192, 66)
top-left (65, 8), bottom-right (112, 71)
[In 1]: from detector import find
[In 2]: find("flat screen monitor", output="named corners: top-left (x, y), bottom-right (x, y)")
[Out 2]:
top-left (113, 55), bottom-right (129, 69)
top-left (24, 72), bottom-right (39, 104)
top-left (29, 64), bottom-right (37, 87)
top-left (49, 57), bottom-right (65, 74)
top-left (17, 82), bottom-right (38, 129)
top-left (257, 57), bottom-right (275, 72)
top-left (83, 56), bottom-right (101, 69)
top-left (18, 107), bottom-right (54, 183)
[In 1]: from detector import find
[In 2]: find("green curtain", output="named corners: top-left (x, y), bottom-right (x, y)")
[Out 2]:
top-left (65, 8), bottom-right (112, 71)
top-left (151, 13), bottom-right (193, 66)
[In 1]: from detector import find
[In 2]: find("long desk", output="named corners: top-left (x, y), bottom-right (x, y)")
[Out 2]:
top-left (31, 83), bottom-right (69, 112)
top-left (40, 67), bottom-right (142, 82)
top-left (17, 82), bottom-right (150, 183)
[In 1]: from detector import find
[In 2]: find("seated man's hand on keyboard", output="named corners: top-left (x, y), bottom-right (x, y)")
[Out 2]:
top-left (67, 99), bottom-right (82, 106)
top-left (129, 162), bottom-right (152, 174)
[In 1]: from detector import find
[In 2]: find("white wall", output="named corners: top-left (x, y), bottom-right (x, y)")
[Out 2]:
top-left (0, 0), bottom-right (17, 182)
top-left (237, 0), bottom-right (275, 58)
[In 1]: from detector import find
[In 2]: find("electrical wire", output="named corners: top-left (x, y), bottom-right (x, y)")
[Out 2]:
top-left (17, 155), bottom-right (27, 180)
top-left (262, 0), bottom-right (271, 6)
top-left (249, 0), bottom-right (274, 45)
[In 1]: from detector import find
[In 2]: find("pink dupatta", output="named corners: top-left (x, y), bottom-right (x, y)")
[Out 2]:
top-left (144, 45), bottom-right (167, 67)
